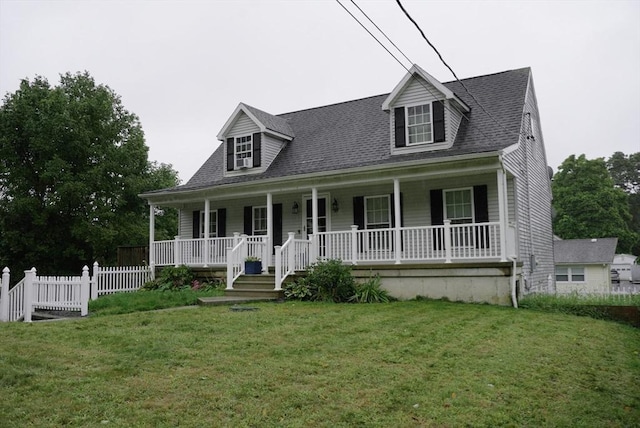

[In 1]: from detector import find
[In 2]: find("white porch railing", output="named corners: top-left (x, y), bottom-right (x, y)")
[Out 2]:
top-left (275, 232), bottom-right (312, 290)
top-left (314, 221), bottom-right (503, 264)
top-left (226, 235), bottom-right (269, 290)
top-left (152, 234), bottom-right (266, 267)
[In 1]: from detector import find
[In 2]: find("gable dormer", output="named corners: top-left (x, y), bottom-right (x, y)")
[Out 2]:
top-left (217, 103), bottom-right (294, 176)
top-left (382, 65), bottom-right (469, 154)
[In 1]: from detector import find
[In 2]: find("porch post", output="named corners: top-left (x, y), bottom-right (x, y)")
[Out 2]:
top-left (174, 235), bottom-right (181, 267)
top-left (497, 168), bottom-right (508, 262)
top-left (444, 220), bottom-right (452, 263)
top-left (311, 188), bottom-right (319, 235)
top-left (267, 192), bottom-right (273, 266)
top-left (393, 178), bottom-right (401, 265)
top-left (351, 225), bottom-right (359, 265)
top-left (203, 199), bottom-right (210, 267)
top-left (149, 204), bottom-right (155, 266)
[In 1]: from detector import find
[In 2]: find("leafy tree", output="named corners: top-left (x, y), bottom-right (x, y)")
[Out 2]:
top-left (0, 72), bottom-right (179, 275)
top-left (552, 154), bottom-right (638, 254)
top-left (607, 151), bottom-right (640, 256)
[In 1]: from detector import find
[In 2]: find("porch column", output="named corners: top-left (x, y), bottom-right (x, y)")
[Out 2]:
top-left (203, 199), bottom-right (210, 267)
top-left (393, 178), bottom-right (401, 265)
top-left (311, 187), bottom-right (319, 235)
top-left (497, 168), bottom-right (508, 262)
top-left (267, 192), bottom-right (273, 265)
top-left (148, 204), bottom-right (155, 266)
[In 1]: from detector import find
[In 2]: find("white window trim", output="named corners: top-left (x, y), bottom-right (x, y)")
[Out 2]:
top-left (443, 187), bottom-right (475, 224)
top-left (555, 266), bottom-right (586, 283)
top-left (199, 210), bottom-right (217, 238)
top-left (253, 205), bottom-right (267, 236)
top-left (405, 102), bottom-right (434, 146)
top-left (364, 195), bottom-right (391, 230)
top-left (235, 135), bottom-right (253, 170)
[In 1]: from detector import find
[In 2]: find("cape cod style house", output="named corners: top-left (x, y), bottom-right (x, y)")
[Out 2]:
top-left (140, 65), bottom-right (554, 305)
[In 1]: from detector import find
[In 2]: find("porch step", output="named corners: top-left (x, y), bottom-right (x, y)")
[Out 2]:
top-left (224, 273), bottom-right (284, 299)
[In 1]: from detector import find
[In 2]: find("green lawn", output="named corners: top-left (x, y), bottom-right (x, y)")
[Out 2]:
top-left (1, 300), bottom-right (638, 427)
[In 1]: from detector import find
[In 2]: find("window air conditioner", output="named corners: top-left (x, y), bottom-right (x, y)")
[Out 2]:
top-left (238, 158), bottom-right (251, 169)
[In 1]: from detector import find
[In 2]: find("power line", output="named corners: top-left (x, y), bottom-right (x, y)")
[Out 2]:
top-left (395, 0), bottom-right (519, 139)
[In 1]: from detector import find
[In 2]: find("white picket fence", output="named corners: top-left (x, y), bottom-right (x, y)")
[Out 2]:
top-left (0, 263), bottom-right (152, 322)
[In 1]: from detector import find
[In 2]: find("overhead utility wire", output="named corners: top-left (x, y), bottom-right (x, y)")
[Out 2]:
top-left (395, 0), bottom-right (519, 139)
top-left (336, 0), bottom-right (495, 144)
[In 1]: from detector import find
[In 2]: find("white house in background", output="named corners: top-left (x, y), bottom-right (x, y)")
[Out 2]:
top-left (140, 65), bottom-right (554, 305)
top-left (554, 238), bottom-right (618, 294)
top-left (612, 254), bottom-right (637, 282)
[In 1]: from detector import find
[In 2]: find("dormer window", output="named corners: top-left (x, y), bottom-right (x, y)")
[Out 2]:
top-left (226, 132), bottom-right (261, 172)
top-left (235, 135), bottom-right (253, 169)
top-left (395, 101), bottom-right (445, 148)
top-left (407, 104), bottom-right (433, 145)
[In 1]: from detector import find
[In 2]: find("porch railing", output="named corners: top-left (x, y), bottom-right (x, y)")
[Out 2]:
top-left (275, 232), bottom-right (312, 290)
top-left (226, 235), bottom-right (268, 289)
top-left (314, 221), bottom-right (503, 264)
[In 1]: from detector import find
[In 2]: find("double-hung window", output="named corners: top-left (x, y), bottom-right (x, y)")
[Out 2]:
top-left (444, 188), bottom-right (473, 247)
top-left (365, 195), bottom-right (391, 250)
top-left (199, 210), bottom-right (217, 238)
top-left (253, 206), bottom-right (267, 235)
top-left (407, 104), bottom-right (433, 145)
top-left (235, 135), bottom-right (252, 169)
top-left (555, 266), bottom-right (585, 282)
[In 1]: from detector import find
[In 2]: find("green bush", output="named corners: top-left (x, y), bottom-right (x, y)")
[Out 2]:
top-left (141, 265), bottom-right (220, 292)
top-left (285, 259), bottom-right (356, 302)
top-left (350, 274), bottom-right (391, 303)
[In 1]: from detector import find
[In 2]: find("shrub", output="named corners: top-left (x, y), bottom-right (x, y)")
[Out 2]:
top-left (141, 265), bottom-right (220, 292)
top-left (350, 274), bottom-right (391, 303)
top-left (285, 259), bottom-right (356, 303)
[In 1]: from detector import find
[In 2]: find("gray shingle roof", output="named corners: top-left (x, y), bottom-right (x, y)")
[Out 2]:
top-left (149, 67), bottom-right (532, 194)
top-left (242, 103), bottom-right (295, 138)
top-left (554, 238), bottom-right (618, 264)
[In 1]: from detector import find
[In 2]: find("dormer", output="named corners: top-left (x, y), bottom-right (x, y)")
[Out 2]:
top-left (382, 64), bottom-right (470, 155)
top-left (217, 103), bottom-right (294, 176)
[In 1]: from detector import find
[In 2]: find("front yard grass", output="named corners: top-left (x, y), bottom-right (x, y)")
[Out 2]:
top-left (1, 300), bottom-right (639, 427)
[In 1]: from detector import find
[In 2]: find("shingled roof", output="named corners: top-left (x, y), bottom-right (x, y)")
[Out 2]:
top-left (554, 238), bottom-right (618, 264)
top-left (154, 67), bottom-right (532, 194)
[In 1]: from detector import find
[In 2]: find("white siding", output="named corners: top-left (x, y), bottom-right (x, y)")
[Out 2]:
top-left (228, 112), bottom-right (259, 136)
top-left (262, 134), bottom-right (286, 170)
top-left (556, 265), bottom-right (610, 294)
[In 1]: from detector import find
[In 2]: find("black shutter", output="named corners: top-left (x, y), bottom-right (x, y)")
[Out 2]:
top-left (473, 185), bottom-right (489, 249)
top-left (430, 189), bottom-right (444, 250)
top-left (217, 208), bottom-right (226, 237)
top-left (394, 107), bottom-right (406, 148)
top-left (226, 137), bottom-right (235, 171)
top-left (273, 203), bottom-right (283, 250)
top-left (244, 206), bottom-right (252, 235)
top-left (252, 132), bottom-right (261, 167)
top-left (433, 101), bottom-right (445, 143)
top-left (353, 196), bottom-right (365, 229)
top-left (353, 196), bottom-right (365, 252)
top-left (192, 211), bottom-right (200, 239)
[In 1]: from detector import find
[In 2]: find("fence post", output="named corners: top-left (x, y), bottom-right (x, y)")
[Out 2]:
top-left (226, 247), bottom-right (234, 290)
top-left (81, 266), bottom-right (89, 316)
top-left (275, 246), bottom-right (282, 291)
top-left (23, 268), bottom-right (35, 323)
top-left (91, 262), bottom-right (100, 300)
top-left (1, 267), bottom-right (9, 322)
top-left (262, 236), bottom-right (269, 273)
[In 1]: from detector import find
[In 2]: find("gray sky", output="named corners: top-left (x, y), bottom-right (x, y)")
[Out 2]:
top-left (1, 0), bottom-right (639, 183)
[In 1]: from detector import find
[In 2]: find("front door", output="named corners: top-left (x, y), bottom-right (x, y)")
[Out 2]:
top-left (302, 197), bottom-right (327, 239)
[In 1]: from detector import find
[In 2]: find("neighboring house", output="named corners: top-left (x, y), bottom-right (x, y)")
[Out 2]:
top-left (554, 238), bottom-right (618, 294)
top-left (140, 65), bottom-right (554, 305)
top-left (612, 254), bottom-right (637, 282)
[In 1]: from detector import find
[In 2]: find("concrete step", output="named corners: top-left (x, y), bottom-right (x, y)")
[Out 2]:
top-left (224, 288), bottom-right (284, 299)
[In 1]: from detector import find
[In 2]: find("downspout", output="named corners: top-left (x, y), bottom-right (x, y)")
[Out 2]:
top-left (509, 256), bottom-right (518, 308)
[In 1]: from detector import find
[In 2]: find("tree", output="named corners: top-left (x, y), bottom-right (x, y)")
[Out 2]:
top-left (0, 72), bottom-right (179, 274)
top-left (552, 154), bottom-right (638, 254)
top-left (607, 151), bottom-right (640, 256)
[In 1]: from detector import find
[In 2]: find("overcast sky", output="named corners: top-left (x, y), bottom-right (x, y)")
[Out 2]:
top-left (1, 0), bottom-right (638, 183)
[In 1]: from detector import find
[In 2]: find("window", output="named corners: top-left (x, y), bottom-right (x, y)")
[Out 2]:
top-left (253, 206), bottom-right (267, 235)
top-left (365, 196), bottom-right (390, 229)
top-left (199, 210), bottom-right (217, 238)
top-left (444, 189), bottom-right (473, 224)
top-left (555, 266), bottom-right (585, 282)
top-left (235, 135), bottom-right (252, 168)
top-left (407, 104), bottom-right (432, 145)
